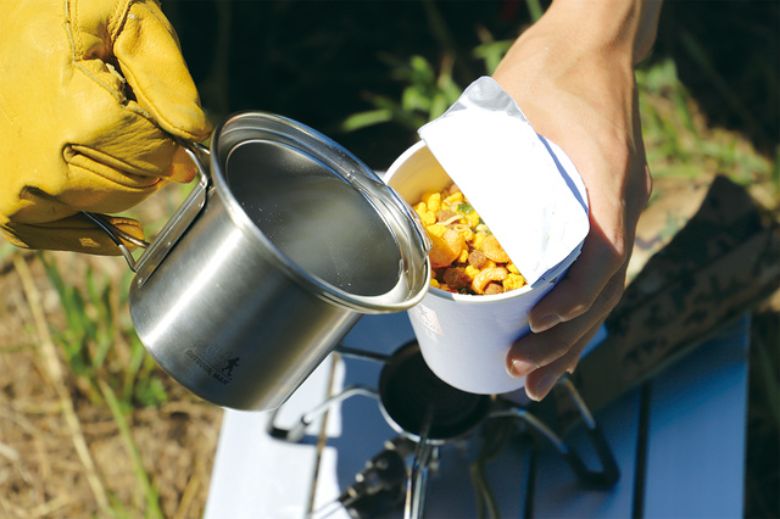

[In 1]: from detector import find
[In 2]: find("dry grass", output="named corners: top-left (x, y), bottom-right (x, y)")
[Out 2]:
top-left (0, 187), bottom-right (221, 518)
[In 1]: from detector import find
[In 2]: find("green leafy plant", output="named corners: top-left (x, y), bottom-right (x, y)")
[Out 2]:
top-left (339, 40), bottom-right (515, 134)
top-left (341, 54), bottom-right (462, 133)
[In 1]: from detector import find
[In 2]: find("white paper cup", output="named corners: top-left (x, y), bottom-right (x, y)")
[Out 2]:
top-left (384, 141), bottom-right (560, 394)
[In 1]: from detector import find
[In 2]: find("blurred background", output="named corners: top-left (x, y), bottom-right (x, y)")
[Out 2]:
top-left (0, 1), bottom-right (777, 517)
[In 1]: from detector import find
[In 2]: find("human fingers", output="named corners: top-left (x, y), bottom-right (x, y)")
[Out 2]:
top-left (522, 321), bottom-right (603, 401)
top-left (528, 222), bottom-right (627, 334)
top-left (507, 269), bottom-right (626, 378)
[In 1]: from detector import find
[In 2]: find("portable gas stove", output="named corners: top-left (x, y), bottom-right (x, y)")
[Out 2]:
top-left (267, 336), bottom-right (618, 518)
top-left (205, 314), bottom-right (618, 519)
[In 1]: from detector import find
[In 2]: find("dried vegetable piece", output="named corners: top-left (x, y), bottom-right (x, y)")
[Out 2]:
top-left (472, 267), bottom-right (508, 294)
top-left (468, 250), bottom-right (488, 269)
top-left (481, 234), bottom-right (511, 263)
top-left (443, 268), bottom-right (471, 291)
top-left (412, 183), bottom-right (528, 295)
top-left (502, 273), bottom-right (526, 291)
top-left (483, 282), bottom-right (505, 295)
top-left (436, 209), bottom-right (457, 222)
top-left (428, 230), bottom-right (464, 268)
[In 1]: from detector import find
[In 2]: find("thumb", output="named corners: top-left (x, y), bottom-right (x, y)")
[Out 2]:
top-left (113, 0), bottom-right (211, 142)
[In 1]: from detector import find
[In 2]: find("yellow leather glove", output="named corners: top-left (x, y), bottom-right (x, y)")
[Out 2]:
top-left (0, 0), bottom-right (210, 255)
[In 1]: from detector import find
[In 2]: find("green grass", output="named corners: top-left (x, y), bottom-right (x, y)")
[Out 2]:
top-left (40, 254), bottom-right (168, 409)
top-left (637, 58), bottom-right (775, 190)
top-left (100, 380), bottom-right (164, 519)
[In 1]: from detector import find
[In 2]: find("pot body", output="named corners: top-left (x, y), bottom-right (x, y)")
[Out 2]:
top-left (128, 113), bottom-right (429, 410)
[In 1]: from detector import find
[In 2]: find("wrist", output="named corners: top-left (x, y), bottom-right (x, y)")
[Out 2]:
top-left (493, 16), bottom-right (635, 107)
top-left (538, 0), bottom-right (662, 65)
top-left (492, 5), bottom-right (642, 151)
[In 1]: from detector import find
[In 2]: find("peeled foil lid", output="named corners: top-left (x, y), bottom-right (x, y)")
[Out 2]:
top-left (418, 76), bottom-right (590, 287)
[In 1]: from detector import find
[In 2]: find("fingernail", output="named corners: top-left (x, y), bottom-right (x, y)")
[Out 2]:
top-left (507, 359), bottom-right (535, 378)
top-left (529, 372), bottom-right (560, 401)
top-left (525, 387), bottom-right (542, 402)
top-left (530, 314), bottom-right (560, 334)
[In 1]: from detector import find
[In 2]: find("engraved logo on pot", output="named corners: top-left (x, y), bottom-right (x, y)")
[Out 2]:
top-left (186, 349), bottom-right (239, 385)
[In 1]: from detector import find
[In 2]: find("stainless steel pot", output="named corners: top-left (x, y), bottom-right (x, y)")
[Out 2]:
top-left (86, 112), bottom-right (430, 410)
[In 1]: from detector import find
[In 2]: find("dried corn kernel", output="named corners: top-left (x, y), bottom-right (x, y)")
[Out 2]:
top-left (424, 192), bottom-right (441, 213)
top-left (473, 232), bottom-right (487, 251)
top-left (458, 249), bottom-right (469, 263)
top-left (414, 202), bottom-right (427, 215)
top-left (507, 262), bottom-right (520, 274)
top-left (443, 191), bottom-right (464, 205)
top-left (426, 223), bottom-right (446, 238)
top-left (420, 211), bottom-right (436, 226)
top-left (503, 273), bottom-right (525, 291)
top-left (464, 265), bottom-right (480, 280)
top-left (430, 278), bottom-right (440, 288)
top-left (466, 211), bottom-right (480, 228)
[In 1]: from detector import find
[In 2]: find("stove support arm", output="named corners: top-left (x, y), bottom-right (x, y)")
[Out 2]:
top-left (267, 385), bottom-right (379, 443)
top-left (490, 375), bottom-right (620, 489)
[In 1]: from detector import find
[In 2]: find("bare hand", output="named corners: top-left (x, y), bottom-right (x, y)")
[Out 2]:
top-left (494, 3), bottom-right (656, 400)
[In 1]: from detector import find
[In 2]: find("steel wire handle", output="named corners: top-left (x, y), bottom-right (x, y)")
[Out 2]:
top-left (82, 142), bottom-right (211, 272)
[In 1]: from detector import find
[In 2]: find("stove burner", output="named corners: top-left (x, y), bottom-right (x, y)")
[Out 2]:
top-left (379, 341), bottom-right (491, 443)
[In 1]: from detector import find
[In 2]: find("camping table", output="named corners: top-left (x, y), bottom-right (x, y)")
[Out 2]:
top-left (204, 310), bottom-right (749, 518)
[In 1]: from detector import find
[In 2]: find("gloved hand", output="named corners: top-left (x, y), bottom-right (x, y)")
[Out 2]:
top-left (0, 0), bottom-right (210, 254)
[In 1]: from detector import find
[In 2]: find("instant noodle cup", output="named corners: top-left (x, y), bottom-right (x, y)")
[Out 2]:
top-left (384, 140), bottom-right (586, 394)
